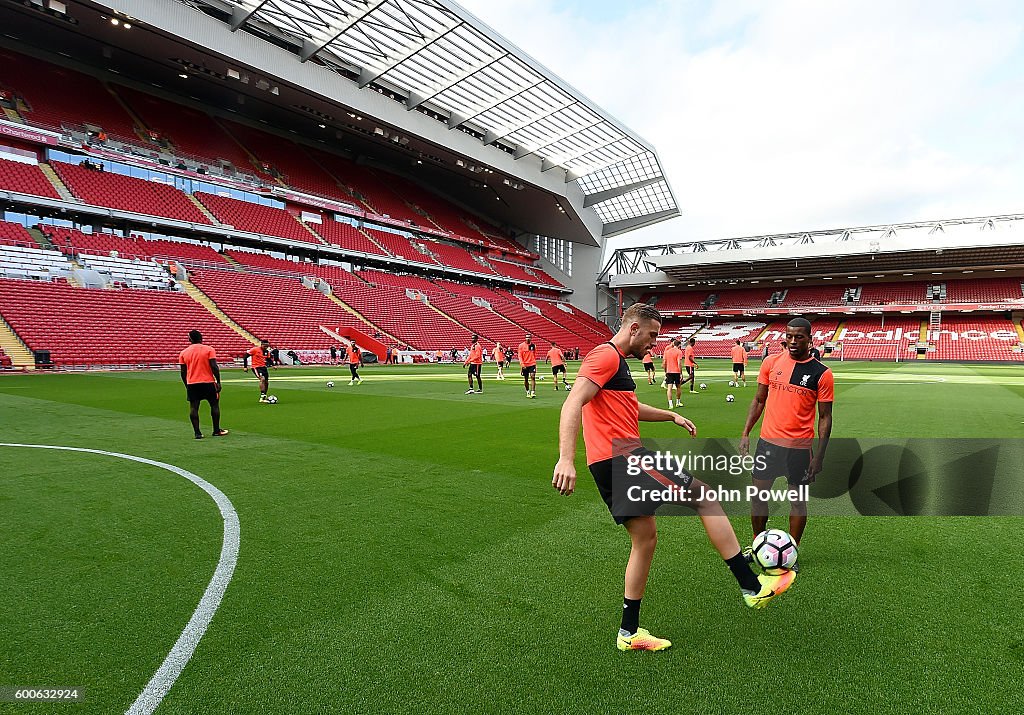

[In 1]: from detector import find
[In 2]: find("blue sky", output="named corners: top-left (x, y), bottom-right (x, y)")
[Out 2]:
top-left (459, 0), bottom-right (1024, 253)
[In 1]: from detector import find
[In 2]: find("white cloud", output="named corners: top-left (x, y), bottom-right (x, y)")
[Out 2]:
top-left (458, 0), bottom-right (1024, 254)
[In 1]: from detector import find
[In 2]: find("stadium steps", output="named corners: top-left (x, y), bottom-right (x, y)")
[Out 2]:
top-left (301, 149), bottom-right (357, 201)
top-left (0, 314), bottom-right (35, 369)
top-left (424, 299), bottom-right (476, 336)
top-left (295, 216), bottom-right (330, 245)
top-left (216, 118), bottom-right (287, 185)
top-left (187, 194), bottom-right (221, 225)
top-left (178, 279), bottom-right (260, 345)
top-left (26, 227), bottom-right (52, 249)
top-left (356, 227), bottom-right (393, 256)
top-left (1015, 321), bottom-right (1024, 344)
top-left (39, 163), bottom-right (76, 201)
top-left (105, 84), bottom-right (150, 143)
top-left (827, 322), bottom-right (843, 342)
top-left (321, 290), bottom-right (403, 344)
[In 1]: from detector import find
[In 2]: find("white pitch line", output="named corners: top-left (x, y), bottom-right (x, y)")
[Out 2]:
top-left (0, 443), bottom-right (239, 715)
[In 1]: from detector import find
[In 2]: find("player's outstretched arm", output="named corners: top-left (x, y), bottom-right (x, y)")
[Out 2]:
top-left (552, 377), bottom-right (599, 496)
top-left (739, 384), bottom-right (768, 455)
top-left (637, 402), bottom-right (697, 436)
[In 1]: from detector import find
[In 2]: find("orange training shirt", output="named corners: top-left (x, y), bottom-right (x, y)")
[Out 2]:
top-left (731, 344), bottom-right (747, 364)
top-left (466, 343), bottom-right (483, 365)
top-left (179, 343), bottom-right (217, 384)
top-left (578, 343), bottom-right (641, 464)
top-left (663, 345), bottom-right (682, 373)
top-left (758, 351), bottom-right (833, 447)
top-left (547, 347), bottom-right (565, 366)
top-left (518, 341), bottom-right (536, 367)
top-left (247, 346), bottom-right (267, 368)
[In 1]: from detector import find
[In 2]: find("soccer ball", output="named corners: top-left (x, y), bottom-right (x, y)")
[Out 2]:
top-left (699, 383), bottom-right (708, 390)
top-left (726, 394), bottom-right (735, 402)
top-left (326, 381), bottom-right (335, 388)
top-left (266, 395), bottom-right (279, 404)
top-left (751, 529), bottom-right (798, 574)
top-left (728, 380), bottom-right (736, 387)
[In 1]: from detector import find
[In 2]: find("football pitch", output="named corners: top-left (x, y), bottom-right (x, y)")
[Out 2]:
top-left (1, 360), bottom-right (1021, 714)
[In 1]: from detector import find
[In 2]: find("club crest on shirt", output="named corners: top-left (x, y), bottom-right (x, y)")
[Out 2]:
top-left (799, 374), bottom-right (810, 387)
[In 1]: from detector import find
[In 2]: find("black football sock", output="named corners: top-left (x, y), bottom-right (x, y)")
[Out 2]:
top-left (726, 552), bottom-right (761, 593)
top-left (620, 597), bottom-right (641, 635)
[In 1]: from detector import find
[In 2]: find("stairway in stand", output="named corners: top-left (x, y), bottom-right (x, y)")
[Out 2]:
top-left (179, 279), bottom-right (259, 345)
top-left (0, 314), bottom-right (35, 369)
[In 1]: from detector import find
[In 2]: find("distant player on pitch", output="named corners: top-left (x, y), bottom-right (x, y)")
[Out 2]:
top-left (518, 334), bottom-right (537, 398)
top-left (348, 342), bottom-right (364, 385)
top-left (244, 338), bottom-right (271, 403)
top-left (731, 339), bottom-right (748, 387)
top-left (464, 334), bottom-right (483, 394)
top-left (179, 329), bottom-right (228, 439)
top-left (546, 342), bottom-right (569, 390)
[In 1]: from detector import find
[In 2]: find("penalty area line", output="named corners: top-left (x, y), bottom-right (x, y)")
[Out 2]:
top-left (0, 443), bottom-right (239, 715)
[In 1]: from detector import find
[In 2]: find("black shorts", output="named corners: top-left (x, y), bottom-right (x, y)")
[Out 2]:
top-left (751, 438), bottom-right (812, 485)
top-left (186, 382), bottom-right (218, 403)
top-left (467, 363), bottom-right (481, 377)
top-left (521, 365), bottom-right (536, 376)
top-left (349, 363), bottom-right (360, 376)
top-left (665, 372), bottom-right (681, 386)
top-left (643, 362), bottom-right (654, 371)
top-left (552, 364), bottom-right (566, 375)
top-left (685, 365), bottom-right (695, 376)
top-left (590, 450), bottom-right (696, 526)
top-left (254, 366), bottom-right (269, 379)
top-left (732, 363), bottom-right (744, 374)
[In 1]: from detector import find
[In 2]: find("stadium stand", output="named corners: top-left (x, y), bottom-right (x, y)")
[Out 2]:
top-left (0, 245), bottom-right (70, 281)
top-left (223, 249), bottom-right (321, 274)
top-left (188, 270), bottom-right (366, 349)
top-left (0, 277), bottom-right (243, 367)
top-left (706, 288), bottom-right (773, 310)
top-left (428, 294), bottom-right (544, 352)
top-left (927, 316), bottom-right (1024, 361)
top-left (335, 282), bottom-right (471, 350)
top-left (0, 221), bottom-right (39, 248)
top-left (858, 282), bottom-right (932, 305)
top-left (45, 226), bottom-right (148, 259)
top-left (420, 239), bottom-right (497, 275)
top-left (220, 119), bottom-right (354, 202)
top-left (356, 269), bottom-right (441, 294)
top-left (194, 192), bottom-right (321, 243)
top-left (75, 254), bottom-right (170, 290)
top-left (0, 50), bottom-right (143, 142)
top-left (778, 286), bottom-right (846, 307)
top-left (833, 317), bottom-right (920, 360)
top-left (359, 227), bottom-right (439, 264)
top-left (304, 149), bottom-right (424, 224)
top-left (314, 220), bottom-right (390, 256)
top-left (943, 278), bottom-right (1024, 304)
top-left (0, 158), bottom-right (61, 199)
top-left (114, 87), bottom-right (258, 174)
top-left (51, 161), bottom-right (212, 224)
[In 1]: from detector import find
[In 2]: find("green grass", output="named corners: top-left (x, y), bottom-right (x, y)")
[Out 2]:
top-left (1, 359), bottom-right (1021, 714)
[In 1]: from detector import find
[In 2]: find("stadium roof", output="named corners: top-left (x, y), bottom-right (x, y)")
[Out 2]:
top-left (189, 0), bottom-right (679, 236)
top-left (602, 214), bottom-right (1024, 287)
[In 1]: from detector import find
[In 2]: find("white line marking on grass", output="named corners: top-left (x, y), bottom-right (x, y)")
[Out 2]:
top-left (0, 443), bottom-right (238, 715)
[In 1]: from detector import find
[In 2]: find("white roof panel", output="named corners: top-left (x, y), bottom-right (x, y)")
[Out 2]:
top-left (202, 0), bottom-right (679, 234)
